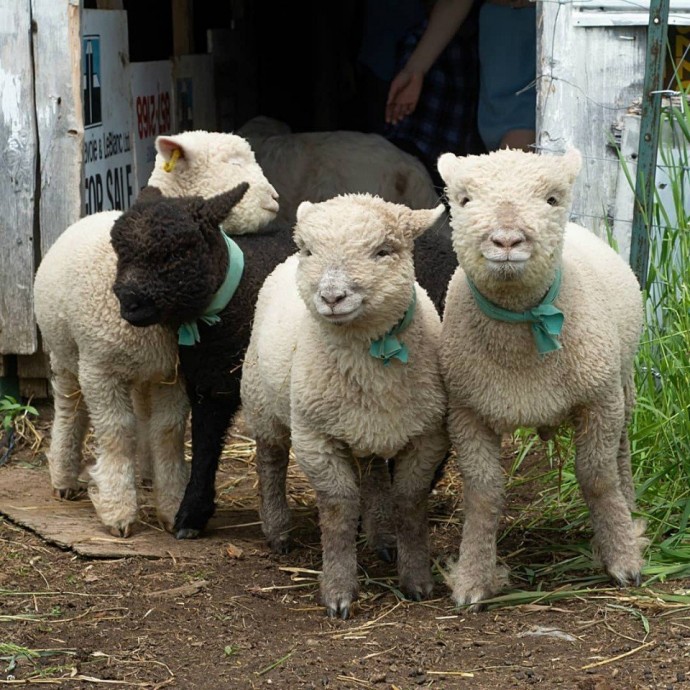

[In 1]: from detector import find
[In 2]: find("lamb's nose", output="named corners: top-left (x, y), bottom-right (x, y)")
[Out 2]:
top-left (115, 286), bottom-right (150, 313)
top-left (320, 289), bottom-right (346, 307)
top-left (490, 230), bottom-right (525, 249)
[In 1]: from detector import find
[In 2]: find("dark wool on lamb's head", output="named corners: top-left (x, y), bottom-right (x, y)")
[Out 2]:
top-left (111, 183), bottom-right (248, 327)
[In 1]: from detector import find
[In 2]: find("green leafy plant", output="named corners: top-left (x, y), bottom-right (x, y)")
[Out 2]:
top-left (0, 396), bottom-right (40, 465)
top-left (0, 396), bottom-right (38, 434)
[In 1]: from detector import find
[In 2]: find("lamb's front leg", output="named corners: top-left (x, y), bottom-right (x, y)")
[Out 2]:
top-left (293, 421), bottom-right (359, 619)
top-left (360, 458), bottom-right (395, 563)
top-left (255, 435), bottom-right (292, 554)
top-left (574, 393), bottom-right (644, 586)
top-left (48, 366), bottom-right (89, 499)
top-left (132, 382), bottom-right (153, 488)
top-left (148, 380), bottom-right (190, 533)
top-left (174, 391), bottom-right (235, 539)
top-left (79, 367), bottom-right (138, 537)
top-left (448, 404), bottom-right (507, 610)
top-left (392, 428), bottom-right (448, 601)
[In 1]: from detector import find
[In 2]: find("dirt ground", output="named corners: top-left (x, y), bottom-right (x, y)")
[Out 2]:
top-left (1, 405), bottom-right (689, 689)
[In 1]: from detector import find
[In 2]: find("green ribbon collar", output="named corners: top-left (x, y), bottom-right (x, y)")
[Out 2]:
top-left (178, 231), bottom-right (244, 346)
top-left (369, 289), bottom-right (416, 366)
top-left (466, 268), bottom-right (564, 356)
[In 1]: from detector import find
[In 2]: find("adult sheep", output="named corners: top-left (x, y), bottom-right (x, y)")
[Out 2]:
top-left (239, 115), bottom-right (457, 311)
top-left (241, 194), bottom-right (449, 618)
top-left (34, 132), bottom-right (278, 537)
top-left (437, 148), bottom-right (645, 608)
top-left (238, 116), bottom-right (439, 219)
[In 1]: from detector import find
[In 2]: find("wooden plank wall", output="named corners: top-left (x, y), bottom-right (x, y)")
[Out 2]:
top-left (536, 2), bottom-right (647, 238)
top-left (33, 0), bottom-right (83, 255)
top-left (0, 1), bottom-right (39, 355)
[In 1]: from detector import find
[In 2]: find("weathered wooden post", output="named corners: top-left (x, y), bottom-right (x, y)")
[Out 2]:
top-left (630, 0), bottom-right (671, 287)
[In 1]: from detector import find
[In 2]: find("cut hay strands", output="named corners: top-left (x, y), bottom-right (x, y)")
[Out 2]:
top-left (429, 664), bottom-right (525, 676)
top-left (336, 675), bottom-right (375, 688)
top-left (0, 678), bottom-right (174, 687)
top-left (464, 585), bottom-right (690, 610)
top-left (580, 639), bottom-right (656, 670)
top-left (361, 646), bottom-right (397, 660)
top-left (312, 601), bottom-right (404, 637)
top-left (250, 582), bottom-right (318, 592)
top-left (278, 566), bottom-right (321, 576)
top-left (255, 649), bottom-right (295, 676)
top-left (214, 521), bottom-right (263, 530)
top-left (426, 671), bottom-right (475, 678)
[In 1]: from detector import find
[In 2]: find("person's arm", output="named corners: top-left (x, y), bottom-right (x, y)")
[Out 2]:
top-left (385, 0), bottom-right (474, 125)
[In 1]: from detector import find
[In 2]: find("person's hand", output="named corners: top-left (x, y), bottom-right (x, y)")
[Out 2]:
top-left (385, 68), bottom-right (424, 125)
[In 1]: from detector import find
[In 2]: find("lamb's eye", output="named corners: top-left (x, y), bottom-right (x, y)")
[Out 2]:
top-left (547, 196), bottom-right (559, 206)
top-left (375, 247), bottom-right (393, 258)
top-left (459, 196), bottom-right (470, 207)
top-left (302, 247), bottom-right (312, 257)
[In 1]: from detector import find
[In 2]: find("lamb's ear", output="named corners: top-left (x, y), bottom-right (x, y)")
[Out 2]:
top-left (156, 135), bottom-right (188, 171)
top-left (136, 186), bottom-right (163, 203)
top-left (437, 153), bottom-right (466, 186)
top-left (200, 183), bottom-right (250, 228)
top-left (402, 204), bottom-right (446, 240)
top-left (561, 148), bottom-right (582, 184)
top-left (296, 201), bottom-right (313, 223)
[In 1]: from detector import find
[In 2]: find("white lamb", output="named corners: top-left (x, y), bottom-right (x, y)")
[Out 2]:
top-left (238, 116), bottom-right (439, 223)
top-left (437, 148), bottom-right (645, 608)
top-left (241, 194), bottom-right (449, 618)
top-left (34, 131), bottom-right (278, 537)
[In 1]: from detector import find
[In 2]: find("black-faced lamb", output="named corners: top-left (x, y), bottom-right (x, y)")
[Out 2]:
top-left (240, 194), bottom-right (449, 618)
top-left (33, 132), bottom-right (278, 537)
top-left (111, 193), bottom-right (297, 539)
top-left (437, 148), bottom-right (645, 608)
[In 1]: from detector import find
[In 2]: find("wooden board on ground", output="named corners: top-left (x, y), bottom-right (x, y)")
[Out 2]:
top-left (0, 466), bottom-right (258, 559)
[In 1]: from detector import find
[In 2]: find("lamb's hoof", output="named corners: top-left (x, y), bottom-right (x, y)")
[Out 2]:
top-left (400, 576), bottom-right (433, 602)
top-left (326, 605), bottom-right (350, 620)
top-left (453, 590), bottom-right (488, 613)
top-left (268, 536), bottom-right (291, 555)
top-left (451, 563), bottom-right (508, 612)
top-left (376, 546), bottom-right (396, 564)
top-left (609, 568), bottom-right (642, 588)
top-left (157, 517), bottom-right (175, 535)
top-left (173, 504), bottom-right (213, 539)
top-left (108, 523), bottom-right (133, 538)
top-left (52, 487), bottom-right (83, 501)
top-left (323, 586), bottom-right (357, 620)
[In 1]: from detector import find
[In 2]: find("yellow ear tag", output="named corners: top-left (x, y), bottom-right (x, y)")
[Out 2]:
top-left (162, 147), bottom-right (181, 173)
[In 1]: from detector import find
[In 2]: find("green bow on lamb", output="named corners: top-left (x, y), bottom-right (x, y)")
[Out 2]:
top-left (369, 289), bottom-right (416, 365)
top-left (178, 231), bottom-right (244, 346)
top-left (466, 268), bottom-right (565, 355)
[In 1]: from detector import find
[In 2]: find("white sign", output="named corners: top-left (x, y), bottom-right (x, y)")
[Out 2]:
top-left (130, 61), bottom-right (174, 191)
top-left (82, 10), bottom-right (134, 215)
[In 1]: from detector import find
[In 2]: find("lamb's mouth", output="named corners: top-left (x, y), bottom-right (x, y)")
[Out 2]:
top-left (120, 306), bottom-right (162, 327)
top-left (483, 255), bottom-right (530, 264)
top-left (319, 306), bottom-right (363, 325)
